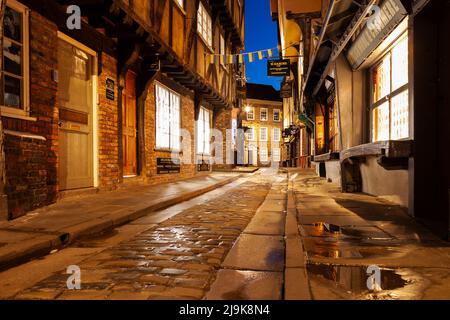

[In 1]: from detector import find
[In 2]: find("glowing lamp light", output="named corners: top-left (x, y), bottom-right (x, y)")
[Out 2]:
top-left (244, 105), bottom-right (252, 113)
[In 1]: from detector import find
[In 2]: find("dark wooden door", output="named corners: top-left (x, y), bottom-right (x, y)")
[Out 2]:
top-left (122, 70), bottom-right (137, 176)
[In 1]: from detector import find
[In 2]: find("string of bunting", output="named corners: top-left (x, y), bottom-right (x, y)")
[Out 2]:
top-left (208, 46), bottom-right (280, 65)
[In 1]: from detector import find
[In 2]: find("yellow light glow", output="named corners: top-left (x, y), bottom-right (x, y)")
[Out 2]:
top-left (244, 105), bottom-right (252, 113)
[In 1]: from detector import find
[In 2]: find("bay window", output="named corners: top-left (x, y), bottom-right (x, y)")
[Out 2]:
top-left (371, 35), bottom-right (409, 142)
top-left (1, 0), bottom-right (30, 117)
top-left (155, 83), bottom-right (180, 151)
top-left (197, 106), bottom-right (211, 155)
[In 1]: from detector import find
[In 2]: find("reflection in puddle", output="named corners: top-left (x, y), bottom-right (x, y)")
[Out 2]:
top-left (310, 222), bottom-right (393, 240)
top-left (307, 263), bottom-right (418, 299)
top-left (310, 246), bottom-right (399, 259)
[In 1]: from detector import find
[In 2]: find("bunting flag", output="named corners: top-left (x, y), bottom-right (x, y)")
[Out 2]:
top-left (207, 46), bottom-right (281, 65)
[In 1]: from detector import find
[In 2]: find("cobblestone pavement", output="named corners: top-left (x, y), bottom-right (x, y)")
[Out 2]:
top-left (9, 171), bottom-right (282, 300)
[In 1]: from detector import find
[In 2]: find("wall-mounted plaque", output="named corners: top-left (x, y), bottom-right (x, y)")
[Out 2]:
top-left (157, 158), bottom-right (181, 174)
top-left (280, 80), bottom-right (293, 98)
top-left (106, 78), bottom-right (115, 101)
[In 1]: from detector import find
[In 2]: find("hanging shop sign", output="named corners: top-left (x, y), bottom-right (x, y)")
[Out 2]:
top-left (106, 78), bottom-right (115, 101)
top-left (157, 158), bottom-right (181, 174)
top-left (267, 59), bottom-right (290, 76)
top-left (346, 0), bottom-right (407, 70)
top-left (236, 85), bottom-right (246, 99)
top-left (280, 80), bottom-right (293, 98)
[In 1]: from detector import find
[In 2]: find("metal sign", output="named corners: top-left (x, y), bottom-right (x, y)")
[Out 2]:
top-left (267, 59), bottom-right (290, 76)
top-left (106, 78), bottom-right (115, 101)
top-left (347, 0), bottom-right (407, 70)
top-left (280, 81), bottom-right (292, 98)
top-left (157, 158), bottom-right (181, 174)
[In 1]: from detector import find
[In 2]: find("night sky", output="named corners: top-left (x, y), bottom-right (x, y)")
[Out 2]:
top-left (244, 0), bottom-right (282, 90)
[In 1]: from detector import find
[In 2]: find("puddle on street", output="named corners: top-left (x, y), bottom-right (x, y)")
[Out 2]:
top-left (309, 245), bottom-right (399, 259)
top-left (306, 263), bottom-right (419, 299)
top-left (308, 222), bottom-right (393, 240)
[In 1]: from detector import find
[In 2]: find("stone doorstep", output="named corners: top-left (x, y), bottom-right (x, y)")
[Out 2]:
top-left (0, 175), bottom-right (241, 272)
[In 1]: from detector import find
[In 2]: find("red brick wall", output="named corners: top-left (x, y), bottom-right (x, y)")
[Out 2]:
top-left (2, 12), bottom-right (59, 218)
top-left (97, 54), bottom-right (120, 190)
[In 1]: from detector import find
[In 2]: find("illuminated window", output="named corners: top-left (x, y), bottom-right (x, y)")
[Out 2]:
top-left (272, 148), bottom-right (281, 162)
top-left (260, 127), bottom-right (267, 141)
top-left (155, 83), bottom-right (180, 150)
top-left (260, 148), bottom-right (268, 163)
top-left (273, 128), bottom-right (280, 142)
top-left (197, 107), bottom-right (211, 155)
top-left (246, 127), bottom-right (254, 141)
top-left (1, 0), bottom-right (30, 117)
top-left (246, 107), bottom-right (254, 120)
top-left (371, 35), bottom-right (409, 142)
top-left (197, 2), bottom-right (212, 47)
top-left (260, 108), bottom-right (268, 121)
top-left (220, 34), bottom-right (225, 66)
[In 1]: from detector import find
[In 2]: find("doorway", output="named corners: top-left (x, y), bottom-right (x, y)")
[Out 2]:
top-left (57, 34), bottom-right (96, 190)
top-left (122, 70), bottom-right (137, 177)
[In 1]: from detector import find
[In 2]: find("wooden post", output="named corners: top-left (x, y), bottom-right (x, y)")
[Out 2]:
top-left (0, 0), bottom-right (9, 220)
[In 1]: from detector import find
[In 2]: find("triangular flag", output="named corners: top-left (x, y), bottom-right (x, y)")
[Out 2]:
top-left (210, 54), bottom-right (215, 64)
top-left (258, 51), bottom-right (263, 60)
top-left (248, 53), bottom-right (253, 63)
top-left (268, 49), bottom-right (273, 58)
top-left (228, 55), bottom-right (233, 64)
top-left (238, 54), bottom-right (243, 64)
top-left (220, 55), bottom-right (224, 64)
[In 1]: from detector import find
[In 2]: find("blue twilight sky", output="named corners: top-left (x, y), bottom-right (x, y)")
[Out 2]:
top-left (244, 0), bottom-right (282, 90)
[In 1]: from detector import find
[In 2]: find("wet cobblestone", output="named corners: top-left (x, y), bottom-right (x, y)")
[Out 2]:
top-left (14, 175), bottom-right (275, 300)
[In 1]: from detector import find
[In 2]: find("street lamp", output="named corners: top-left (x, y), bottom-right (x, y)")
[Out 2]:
top-left (244, 104), bottom-right (252, 113)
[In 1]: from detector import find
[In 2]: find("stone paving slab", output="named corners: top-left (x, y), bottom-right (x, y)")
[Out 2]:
top-left (0, 173), bottom-right (240, 272)
top-left (244, 211), bottom-right (285, 236)
top-left (222, 234), bottom-right (284, 272)
top-left (205, 269), bottom-right (283, 300)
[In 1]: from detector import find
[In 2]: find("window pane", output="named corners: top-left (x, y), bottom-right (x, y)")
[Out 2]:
top-left (260, 128), bottom-right (267, 141)
top-left (372, 102), bottom-right (390, 142)
top-left (170, 93), bottom-right (180, 150)
top-left (274, 110), bottom-right (280, 121)
top-left (260, 109), bottom-right (267, 121)
top-left (392, 37), bottom-right (408, 91)
top-left (3, 75), bottom-right (21, 108)
top-left (156, 84), bottom-right (170, 149)
top-left (4, 6), bottom-right (22, 42)
top-left (197, 109), bottom-right (204, 154)
top-left (391, 90), bottom-right (409, 140)
top-left (272, 148), bottom-right (280, 162)
top-left (260, 148), bottom-right (268, 163)
top-left (175, 0), bottom-right (183, 8)
top-left (373, 55), bottom-right (391, 102)
top-left (273, 128), bottom-right (280, 141)
top-left (3, 38), bottom-right (22, 76)
top-left (204, 109), bottom-right (210, 155)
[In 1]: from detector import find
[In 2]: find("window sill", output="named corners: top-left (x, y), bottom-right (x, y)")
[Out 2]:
top-left (197, 33), bottom-right (213, 53)
top-left (1, 108), bottom-right (37, 122)
top-left (154, 148), bottom-right (181, 154)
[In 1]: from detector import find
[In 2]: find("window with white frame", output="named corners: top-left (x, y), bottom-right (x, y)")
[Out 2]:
top-left (197, 2), bottom-right (212, 47)
top-left (197, 106), bottom-right (211, 155)
top-left (220, 34), bottom-right (225, 66)
top-left (246, 127), bottom-right (254, 141)
top-left (246, 107), bottom-right (254, 120)
top-left (155, 83), bottom-right (180, 150)
top-left (260, 108), bottom-right (268, 121)
top-left (273, 109), bottom-right (281, 122)
top-left (371, 34), bottom-right (409, 142)
top-left (174, 0), bottom-right (183, 9)
top-left (260, 127), bottom-right (267, 141)
top-left (260, 148), bottom-right (268, 163)
top-left (1, 0), bottom-right (30, 116)
top-left (272, 148), bottom-right (281, 162)
top-left (272, 128), bottom-right (280, 142)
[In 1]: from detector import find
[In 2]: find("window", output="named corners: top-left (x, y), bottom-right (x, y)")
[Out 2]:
top-left (220, 34), bottom-right (225, 66)
top-left (155, 83), bottom-right (180, 150)
top-left (246, 107), bottom-right (254, 120)
top-left (260, 108), bottom-right (268, 121)
top-left (371, 35), bottom-right (409, 142)
top-left (1, 0), bottom-right (30, 117)
top-left (197, 2), bottom-right (212, 47)
top-left (272, 148), bottom-right (281, 162)
top-left (273, 128), bottom-right (280, 142)
top-left (260, 127), bottom-right (267, 141)
top-left (246, 127), bottom-right (254, 141)
top-left (260, 148), bottom-right (268, 163)
top-left (273, 109), bottom-right (281, 122)
top-left (197, 106), bottom-right (211, 155)
top-left (174, 0), bottom-right (183, 9)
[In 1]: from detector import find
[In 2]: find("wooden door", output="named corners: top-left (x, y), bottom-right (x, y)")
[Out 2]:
top-left (57, 37), bottom-right (94, 190)
top-left (122, 70), bottom-right (137, 176)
